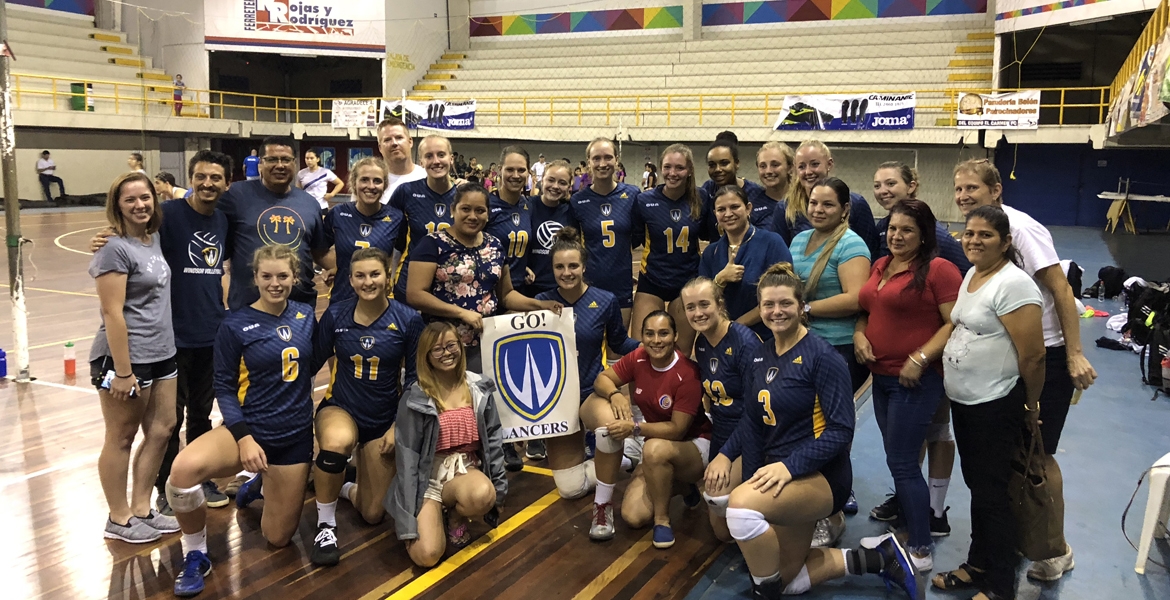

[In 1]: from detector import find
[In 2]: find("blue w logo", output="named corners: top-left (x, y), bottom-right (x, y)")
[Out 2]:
top-left (493, 332), bottom-right (566, 422)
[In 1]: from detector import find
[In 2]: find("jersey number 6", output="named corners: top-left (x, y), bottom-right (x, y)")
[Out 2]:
top-left (281, 347), bottom-right (300, 382)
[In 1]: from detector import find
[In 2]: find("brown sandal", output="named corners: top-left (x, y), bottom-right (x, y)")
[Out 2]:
top-left (931, 563), bottom-right (984, 590)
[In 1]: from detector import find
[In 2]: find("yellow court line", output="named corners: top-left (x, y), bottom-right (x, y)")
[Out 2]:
top-left (571, 531), bottom-right (653, 600)
top-left (366, 488), bottom-right (562, 600)
top-left (0, 283), bottom-right (98, 298)
top-left (29, 335), bottom-right (95, 350)
top-left (521, 464), bottom-right (554, 477)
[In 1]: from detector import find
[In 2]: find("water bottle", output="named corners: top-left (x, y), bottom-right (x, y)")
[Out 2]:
top-left (0, 348), bottom-right (7, 379)
top-left (1097, 281), bottom-right (1104, 302)
top-left (1162, 356), bottom-right (1170, 392)
top-left (64, 341), bottom-right (76, 376)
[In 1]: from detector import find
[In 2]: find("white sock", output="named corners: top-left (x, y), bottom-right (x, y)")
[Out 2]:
top-left (239, 470), bottom-right (256, 478)
top-left (595, 481), bottom-right (615, 505)
top-left (751, 571), bottom-right (780, 586)
top-left (929, 478), bottom-right (950, 517)
top-left (620, 456), bottom-right (633, 471)
top-left (181, 527), bottom-right (208, 555)
top-left (339, 482), bottom-right (356, 502)
top-left (317, 500), bottom-right (337, 526)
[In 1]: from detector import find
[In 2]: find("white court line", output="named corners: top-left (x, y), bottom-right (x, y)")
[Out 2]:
top-left (20, 378), bottom-right (98, 395)
top-left (53, 225), bottom-right (106, 256)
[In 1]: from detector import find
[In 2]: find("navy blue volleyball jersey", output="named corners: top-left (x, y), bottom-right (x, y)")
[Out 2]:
top-left (214, 301), bottom-right (317, 445)
top-left (694, 322), bottom-right (762, 460)
top-left (633, 186), bottom-right (711, 291)
top-left (537, 286), bottom-right (639, 398)
top-left (699, 179), bottom-right (772, 235)
top-left (527, 197), bottom-right (575, 295)
top-left (324, 202), bottom-right (404, 305)
top-left (314, 298), bottom-right (423, 433)
top-left (568, 183), bottom-right (641, 305)
top-left (388, 179), bottom-right (455, 299)
top-left (486, 194), bottom-right (532, 289)
top-left (722, 332), bottom-right (854, 481)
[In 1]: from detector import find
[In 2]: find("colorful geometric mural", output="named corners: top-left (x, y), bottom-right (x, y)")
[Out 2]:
top-left (10, 0), bottom-right (94, 16)
top-left (470, 6), bottom-right (684, 37)
top-left (996, 0), bottom-right (1109, 20)
top-left (701, 0), bottom-right (986, 25)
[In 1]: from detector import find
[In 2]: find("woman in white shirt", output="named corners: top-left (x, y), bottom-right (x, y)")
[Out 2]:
top-left (297, 149), bottom-right (345, 214)
top-left (935, 205), bottom-right (1046, 600)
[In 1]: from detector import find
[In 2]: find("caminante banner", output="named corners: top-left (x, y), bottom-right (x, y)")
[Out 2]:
top-left (380, 99), bottom-right (477, 131)
top-left (204, 0), bottom-right (386, 57)
top-left (480, 310), bottom-right (581, 442)
top-left (774, 93), bottom-right (916, 131)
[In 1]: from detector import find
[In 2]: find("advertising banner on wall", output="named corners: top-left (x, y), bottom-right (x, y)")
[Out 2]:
top-left (480, 310), bottom-right (581, 442)
top-left (331, 99), bottom-right (378, 129)
top-left (379, 99), bottom-right (477, 131)
top-left (955, 91), bottom-right (1041, 129)
top-left (204, 0), bottom-right (386, 57)
top-left (773, 93), bottom-right (916, 131)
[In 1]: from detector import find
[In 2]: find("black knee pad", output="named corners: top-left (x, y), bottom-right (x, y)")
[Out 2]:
top-left (315, 449), bottom-right (349, 474)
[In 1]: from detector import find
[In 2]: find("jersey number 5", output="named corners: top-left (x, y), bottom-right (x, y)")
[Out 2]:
top-left (757, 390), bottom-right (777, 426)
top-left (281, 347), bottom-right (299, 382)
top-left (601, 220), bottom-right (615, 248)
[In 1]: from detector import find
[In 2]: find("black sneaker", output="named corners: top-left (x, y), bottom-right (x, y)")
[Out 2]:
top-left (503, 443), bottom-right (523, 472)
top-left (930, 507), bottom-right (951, 537)
top-left (524, 439), bottom-right (547, 461)
top-left (310, 523), bottom-right (340, 566)
top-left (870, 494), bottom-right (900, 522)
top-left (750, 577), bottom-right (782, 599)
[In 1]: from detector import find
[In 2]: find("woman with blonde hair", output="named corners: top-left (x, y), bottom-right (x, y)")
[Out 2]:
top-left (324, 156), bottom-right (402, 306)
top-left (755, 141), bottom-right (795, 232)
top-left (387, 321), bottom-right (507, 567)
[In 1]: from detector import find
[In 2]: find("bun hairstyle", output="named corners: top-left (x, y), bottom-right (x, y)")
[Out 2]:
top-left (877, 160), bottom-right (919, 198)
top-left (757, 262), bottom-right (808, 324)
top-left (551, 225), bottom-right (587, 263)
top-left (453, 181), bottom-right (489, 207)
top-left (640, 309), bottom-right (677, 336)
top-left (681, 276), bottom-right (730, 321)
top-left (660, 143), bottom-right (702, 222)
top-left (785, 139), bottom-right (833, 227)
top-left (966, 205), bottom-right (1022, 268)
top-left (802, 177), bottom-right (853, 301)
top-left (708, 130), bottom-right (740, 163)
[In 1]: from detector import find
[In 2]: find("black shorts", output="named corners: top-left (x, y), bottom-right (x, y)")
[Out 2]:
top-left (257, 428), bottom-right (315, 466)
top-left (316, 398), bottom-right (392, 446)
top-left (90, 355), bottom-right (178, 391)
top-left (635, 277), bottom-right (682, 304)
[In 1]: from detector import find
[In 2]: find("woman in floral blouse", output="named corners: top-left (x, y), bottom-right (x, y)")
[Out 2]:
top-left (406, 182), bottom-right (561, 372)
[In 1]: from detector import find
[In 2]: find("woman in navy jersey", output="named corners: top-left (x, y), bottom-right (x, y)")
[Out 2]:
top-left (536, 228), bottom-right (639, 499)
top-left (308, 248), bottom-right (423, 566)
top-left (406, 183), bottom-right (560, 373)
top-left (699, 186), bottom-right (792, 341)
top-left (771, 140), bottom-right (878, 257)
top-left (324, 157), bottom-right (403, 306)
top-left (525, 160), bottom-right (575, 297)
top-left (580, 310), bottom-right (710, 549)
top-left (724, 263), bottom-right (917, 599)
top-left (631, 144), bottom-right (710, 353)
top-left (485, 146), bottom-right (533, 291)
top-left (756, 141), bottom-right (794, 233)
top-left (568, 138), bottom-right (643, 326)
top-left (702, 131), bottom-right (770, 232)
top-left (388, 135), bottom-right (457, 300)
top-left (388, 322), bottom-right (507, 566)
top-left (678, 277), bottom-right (762, 543)
top-left (166, 245), bottom-right (318, 597)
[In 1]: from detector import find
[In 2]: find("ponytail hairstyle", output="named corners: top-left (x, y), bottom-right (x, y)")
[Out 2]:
top-left (966, 205), bottom-right (1022, 268)
top-left (550, 225), bottom-right (587, 264)
top-left (785, 139), bottom-right (833, 227)
top-left (498, 145), bottom-right (530, 170)
top-left (640, 308), bottom-right (677, 336)
top-left (757, 262), bottom-right (809, 325)
top-left (350, 246), bottom-right (393, 273)
top-left (887, 199), bottom-right (938, 292)
top-left (251, 243), bottom-right (300, 276)
top-left (876, 161), bottom-right (919, 199)
top-left (416, 321), bottom-right (468, 413)
top-left (802, 177), bottom-right (852, 301)
top-left (708, 130), bottom-right (740, 164)
top-left (681, 276), bottom-right (730, 321)
top-left (661, 143), bottom-right (702, 222)
top-left (756, 141), bottom-right (795, 189)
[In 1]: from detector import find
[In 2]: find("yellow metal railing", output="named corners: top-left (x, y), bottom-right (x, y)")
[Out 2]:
top-left (10, 73), bottom-right (1109, 128)
top-left (1112, 0), bottom-right (1168, 101)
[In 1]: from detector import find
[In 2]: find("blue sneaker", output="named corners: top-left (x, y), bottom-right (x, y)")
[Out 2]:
top-left (682, 483), bottom-right (701, 510)
top-left (235, 473), bottom-right (263, 509)
top-left (843, 490), bottom-right (858, 515)
top-left (174, 550), bottom-right (212, 597)
top-left (652, 524), bottom-right (675, 549)
top-left (873, 533), bottom-right (919, 598)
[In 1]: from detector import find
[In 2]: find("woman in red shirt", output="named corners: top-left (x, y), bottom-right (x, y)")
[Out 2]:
top-left (854, 199), bottom-right (961, 570)
top-left (579, 310), bottom-right (710, 549)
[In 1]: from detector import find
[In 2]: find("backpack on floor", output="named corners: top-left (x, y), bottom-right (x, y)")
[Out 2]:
top-left (1127, 282), bottom-right (1170, 345)
top-left (1098, 266), bottom-right (1128, 299)
top-left (1140, 321), bottom-right (1170, 388)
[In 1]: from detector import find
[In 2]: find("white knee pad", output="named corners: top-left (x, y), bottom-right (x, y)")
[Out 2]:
top-left (166, 480), bottom-right (205, 513)
top-left (702, 492), bottom-right (730, 518)
top-left (594, 427), bottom-right (623, 454)
top-left (782, 565), bottom-right (811, 595)
top-left (926, 423), bottom-right (953, 443)
top-left (552, 461), bottom-right (597, 500)
top-left (725, 507), bottom-right (770, 542)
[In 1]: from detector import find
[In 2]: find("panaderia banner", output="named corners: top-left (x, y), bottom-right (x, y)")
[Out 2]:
top-left (956, 91), bottom-right (1041, 129)
top-left (480, 310), bottom-right (581, 443)
top-left (204, 0), bottom-right (386, 58)
top-left (379, 99), bottom-right (477, 131)
top-left (773, 93), bottom-right (916, 130)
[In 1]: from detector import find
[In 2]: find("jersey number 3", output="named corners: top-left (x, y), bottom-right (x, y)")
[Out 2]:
top-left (757, 390), bottom-right (777, 426)
top-left (281, 347), bottom-right (299, 382)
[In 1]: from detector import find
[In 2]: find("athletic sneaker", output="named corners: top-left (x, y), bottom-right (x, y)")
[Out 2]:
top-left (1027, 544), bottom-right (1075, 581)
top-left (103, 516), bottom-right (162, 544)
top-left (930, 507), bottom-right (951, 537)
top-left (810, 516), bottom-right (845, 548)
top-left (652, 524), bottom-right (675, 549)
top-left (310, 523), bottom-right (340, 566)
top-left (236, 473), bottom-right (263, 508)
top-left (870, 494), bottom-right (900, 522)
top-left (138, 509), bottom-right (181, 533)
top-left (174, 550), bottom-right (212, 597)
top-left (525, 439), bottom-right (547, 461)
top-left (223, 474), bottom-right (250, 497)
top-left (503, 444), bottom-right (523, 472)
top-left (202, 481), bottom-right (229, 509)
top-left (750, 578), bottom-right (782, 600)
top-left (446, 511), bottom-right (471, 549)
top-left (862, 535), bottom-right (933, 573)
top-left (843, 491), bottom-right (859, 515)
top-left (156, 493), bottom-right (175, 517)
top-left (589, 503), bottom-right (615, 541)
top-left (584, 430), bottom-right (596, 460)
top-left (872, 533), bottom-right (919, 598)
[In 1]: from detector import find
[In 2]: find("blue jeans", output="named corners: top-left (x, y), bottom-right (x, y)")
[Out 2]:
top-left (871, 369), bottom-right (943, 551)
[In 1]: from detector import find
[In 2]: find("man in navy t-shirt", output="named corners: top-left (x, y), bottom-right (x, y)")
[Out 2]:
top-left (219, 137), bottom-right (332, 310)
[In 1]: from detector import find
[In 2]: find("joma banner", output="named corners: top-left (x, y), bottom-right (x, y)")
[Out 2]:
top-left (480, 310), bottom-right (580, 442)
top-left (379, 99), bottom-right (477, 131)
top-left (774, 93), bottom-right (915, 130)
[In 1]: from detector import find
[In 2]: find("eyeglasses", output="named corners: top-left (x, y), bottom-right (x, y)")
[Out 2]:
top-left (261, 156), bottom-right (295, 165)
top-left (429, 341), bottom-right (461, 358)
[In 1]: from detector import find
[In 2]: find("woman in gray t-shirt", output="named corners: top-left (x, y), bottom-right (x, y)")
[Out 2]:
top-left (88, 172), bottom-right (179, 544)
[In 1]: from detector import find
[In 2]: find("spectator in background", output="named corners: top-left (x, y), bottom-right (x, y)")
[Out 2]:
top-left (244, 149), bottom-right (261, 181)
top-left (616, 162), bottom-right (626, 184)
top-left (642, 163), bottom-right (657, 190)
top-left (532, 153), bottom-right (548, 182)
top-left (37, 150), bottom-right (66, 202)
top-left (128, 152), bottom-right (147, 175)
top-left (172, 74), bottom-right (186, 117)
top-left (154, 172), bottom-right (189, 201)
top-left (297, 148), bottom-right (344, 215)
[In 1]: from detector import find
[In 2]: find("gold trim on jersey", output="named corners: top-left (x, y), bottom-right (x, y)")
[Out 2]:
top-left (237, 357), bottom-right (250, 405)
top-left (812, 394), bottom-right (826, 439)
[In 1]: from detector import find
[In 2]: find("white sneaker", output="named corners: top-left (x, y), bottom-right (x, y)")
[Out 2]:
top-left (589, 503), bottom-right (615, 541)
top-left (1027, 545), bottom-right (1075, 581)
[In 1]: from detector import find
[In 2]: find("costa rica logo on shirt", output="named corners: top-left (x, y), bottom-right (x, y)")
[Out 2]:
top-left (258, 206), bottom-right (307, 249)
top-left (670, 209), bottom-right (682, 223)
top-left (600, 203), bottom-right (612, 217)
top-left (709, 358), bottom-right (718, 373)
top-left (276, 325), bottom-right (293, 342)
top-left (493, 332), bottom-right (567, 422)
top-left (360, 336), bottom-right (375, 350)
top-left (187, 231), bottom-right (222, 268)
top-left (658, 394), bottom-right (673, 409)
top-left (359, 223), bottom-right (372, 238)
top-left (511, 213), bottom-right (521, 227)
top-left (434, 204), bottom-right (446, 218)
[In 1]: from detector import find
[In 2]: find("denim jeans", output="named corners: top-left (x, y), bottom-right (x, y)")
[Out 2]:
top-left (871, 369), bottom-right (943, 551)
